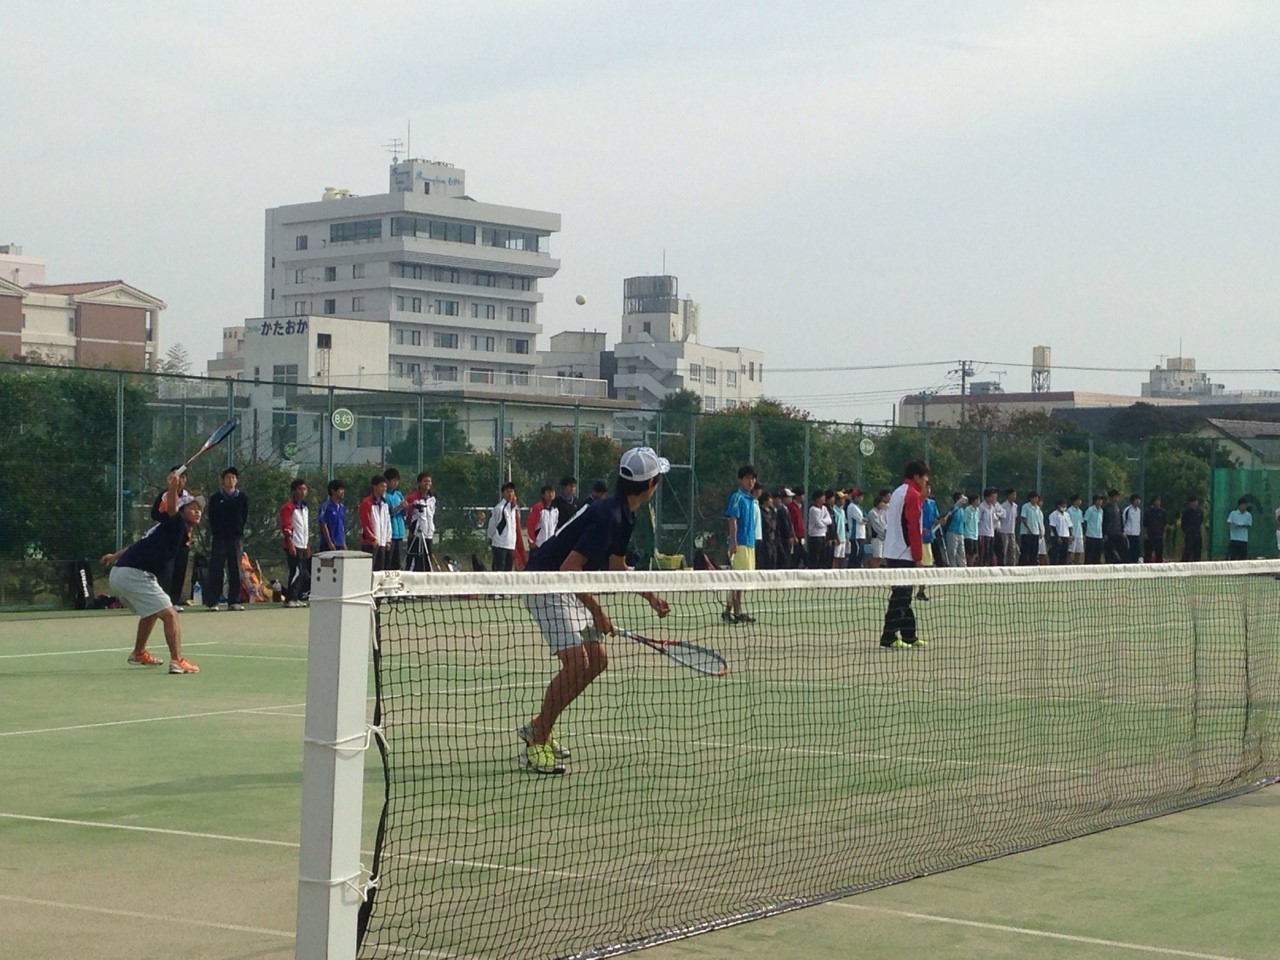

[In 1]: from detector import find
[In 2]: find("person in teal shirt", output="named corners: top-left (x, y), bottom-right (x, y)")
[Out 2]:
top-left (384, 467), bottom-right (407, 569)
top-left (1226, 499), bottom-right (1253, 560)
top-left (1067, 494), bottom-right (1085, 564)
top-left (963, 494), bottom-right (980, 565)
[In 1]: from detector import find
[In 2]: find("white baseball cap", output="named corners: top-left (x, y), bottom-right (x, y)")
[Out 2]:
top-left (178, 494), bottom-right (206, 510)
top-left (618, 446), bottom-right (670, 482)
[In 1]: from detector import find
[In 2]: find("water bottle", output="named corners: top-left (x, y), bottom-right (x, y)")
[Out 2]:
top-left (193, 582), bottom-right (204, 606)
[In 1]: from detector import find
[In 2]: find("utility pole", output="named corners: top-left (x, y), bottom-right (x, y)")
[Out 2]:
top-left (950, 360), bottom-right (975, 424)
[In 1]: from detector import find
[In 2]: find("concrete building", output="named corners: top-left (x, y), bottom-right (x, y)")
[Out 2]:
top-left (1142, 357), bottom-right (1223, 399)
top-left (540, 330), bottom-right (609, 382)
top-left (0, 254), bottom-right (165, 370)
top-left (261, 158), bottom-right (559, 393)
top-left (611, 275), bottom-right (764, 412)
top-left (898, 390), bottom-right (1196, 428)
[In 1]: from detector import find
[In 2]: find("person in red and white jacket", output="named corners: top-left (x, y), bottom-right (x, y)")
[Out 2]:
top-left (359, 474), bottom-right (393, 572)
top-left (279, 478), bottom-right (311, 608)
top-left (526, 485), bottom-right (559, 548)
top-left (880, 459), bottom-right (930, 649)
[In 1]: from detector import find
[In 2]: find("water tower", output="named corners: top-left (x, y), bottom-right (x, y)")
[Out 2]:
top-left (1031, 345), bottom-right (1051, 393)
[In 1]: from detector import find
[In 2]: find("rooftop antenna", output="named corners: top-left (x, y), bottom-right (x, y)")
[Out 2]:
top-left (407, 119), bottom-right (411, 158)
top-left (661, 249), bottom-right (666, 275)
top-left (383, 137), bottom-right (405, 164)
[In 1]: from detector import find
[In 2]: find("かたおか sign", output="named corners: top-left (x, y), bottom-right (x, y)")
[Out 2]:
top-left (257, 318), bottom-right (309, 336)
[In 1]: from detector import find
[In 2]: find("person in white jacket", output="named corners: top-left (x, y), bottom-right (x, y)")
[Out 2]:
top-left (487, 482), bottom-right (520, 572)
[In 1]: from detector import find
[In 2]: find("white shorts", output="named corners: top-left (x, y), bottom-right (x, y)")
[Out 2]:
top-left (869, 539), bottom-right (883, 558)
top-left (109, 566), bottom-right (173, 618)
top-left (1070, 536), bottom-right (1085, 554)
top-left (524, 593), bottom-right (594, 656)
top-left (1038, 536), bottom-right (1048, 556)
top-left (833, 542), bottom-right (847, 559)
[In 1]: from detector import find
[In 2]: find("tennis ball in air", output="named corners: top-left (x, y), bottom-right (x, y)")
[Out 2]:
top-left (575, 294), bottom-right (586, 305)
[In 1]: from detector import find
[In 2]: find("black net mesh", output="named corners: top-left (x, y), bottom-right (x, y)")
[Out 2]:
top-left (355, 565), bottom-right (1280, 960)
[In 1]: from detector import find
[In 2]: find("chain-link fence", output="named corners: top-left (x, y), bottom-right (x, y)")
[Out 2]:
top-left (1, 360), bottom-right (1271, 608)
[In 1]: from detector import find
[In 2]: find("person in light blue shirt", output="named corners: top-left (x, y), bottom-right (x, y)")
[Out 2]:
top-left (1067, 494), bottom-right (1085, 564)
top-left (384, 468), bottom-right (407, 569)
top-left (917, 489), bottom-right (940, 600)
top-left (1226, 499), bottom-right (1253, 560)
top-left (1018, 492), bottom-right (1044, 566)
top-left (1083, 494), bottom-right (1104, 564)
top-left (723, 464), bottom-right (759, 623)
top-left (962, 494), bottom-right (980, 565)
top-left (943, 493), bottom-right (968, 568)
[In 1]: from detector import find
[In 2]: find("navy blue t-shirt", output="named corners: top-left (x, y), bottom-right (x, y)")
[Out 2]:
top-left (117, 513), bottom-right (189, 578)
top-left (525, 495), bottom-right (634, 572)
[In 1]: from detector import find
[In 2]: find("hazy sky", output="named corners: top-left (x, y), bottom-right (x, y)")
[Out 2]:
top-left (5, 0), bottom-right (1279, 422)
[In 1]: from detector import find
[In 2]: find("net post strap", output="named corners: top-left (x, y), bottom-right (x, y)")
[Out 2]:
top-left (298, 865), bottom-right (378, 904)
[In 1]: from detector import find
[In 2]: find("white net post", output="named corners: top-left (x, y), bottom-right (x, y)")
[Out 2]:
top-left (296, 551), bottom-right (374, 960)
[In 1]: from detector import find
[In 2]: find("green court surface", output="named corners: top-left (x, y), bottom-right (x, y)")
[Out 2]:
top-left (0, 598), bottom-right (1277, 960)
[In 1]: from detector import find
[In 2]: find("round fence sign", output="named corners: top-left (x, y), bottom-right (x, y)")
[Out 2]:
top-left (331, 407), bottom-right (355, 431)
top-left (859, 438), bottom-right (876, 457)
top-left (283, 441), bottom-right (299, 460)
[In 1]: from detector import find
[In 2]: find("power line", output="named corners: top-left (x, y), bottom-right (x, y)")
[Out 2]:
top-left (767, 359), bottom-right (1280, 375)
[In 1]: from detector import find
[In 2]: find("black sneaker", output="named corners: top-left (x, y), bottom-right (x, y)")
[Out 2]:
top-left (734, 613), bottom-right (756, 624)
top-left (721, 609), bottom-right (736, 623)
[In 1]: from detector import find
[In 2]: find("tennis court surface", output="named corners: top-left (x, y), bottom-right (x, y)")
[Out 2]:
top-left (1, 561), bottom-right (1278, 960)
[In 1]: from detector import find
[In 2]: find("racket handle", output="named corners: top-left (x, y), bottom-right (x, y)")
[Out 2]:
top-left (174, 465), bottom-right (189, 478)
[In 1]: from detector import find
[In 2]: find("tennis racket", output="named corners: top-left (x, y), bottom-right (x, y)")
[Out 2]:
top-left (175, 418), bottom-right (239, 476)
top-left (616, 629), bottom-right (728, 677)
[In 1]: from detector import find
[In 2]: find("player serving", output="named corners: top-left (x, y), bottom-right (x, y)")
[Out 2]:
top-left (100, 468), bottom-right (203, 674)
top-left (518, 446), bottom-right (672, 774)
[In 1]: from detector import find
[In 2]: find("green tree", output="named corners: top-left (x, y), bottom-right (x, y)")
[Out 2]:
top-left (507, 427), bottom-right (623, 497)
top-left (384, 404), bottom-right (473, 470)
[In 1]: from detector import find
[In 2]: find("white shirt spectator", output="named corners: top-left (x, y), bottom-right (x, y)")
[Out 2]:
top-left (846, 502), bottom-right (866, 540)
top-left (410, 494), bottom-right (436, 539)
top-left (807, 504), bottom-right (832, 540)
top-left (868, 505), bottom-right (888, 541)
top-left (1122, 504), bottom-right (1143, 536)
top-left (534, 504), bottom-right (559, 547)
top-left (978, 501), bottom-right (1003, 538)
top-left (1049, 508), bottom-right (1074, 539)
top-left (487, 499), bottom-right (518, 550)
top-left (998, 498), bottom-right (1019, 535)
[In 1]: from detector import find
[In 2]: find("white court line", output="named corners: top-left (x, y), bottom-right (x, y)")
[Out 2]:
top-left (0, 641), bottom-right (220, 660)
top-left (0, 893), bottom-right (293, 939)
top-left (0, 813), bottom-right (298, 847)
top-left (0, 701), bottom-right (307, 737)
top-left (831, 903), bottom-right (1249, 960)
top-left (198, 653), bottom-right (308, 662)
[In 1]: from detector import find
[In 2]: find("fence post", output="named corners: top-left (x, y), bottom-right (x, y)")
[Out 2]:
top-left (855, 422), bottom-right (864, 491)
top-left (573, 404), bottom-right (581, 482)
top-left (379, 416), bottom-right (388, 470)
top-left (1140, 439), bottom-right (1147, 503)
top-left (416, 394), bottom-right (424, 474)
top-left (686, 413), bottom-right (697, 562)
top-left (923, 425), bottom-right (931, 465)
top-left (1035, 435), bottom-right (1043, 492)
top-left (802, 422), bottom-right (811, 510)
top-left (980, 430), bottom-right (988, 491)
top-left (748, 417), bottom-right (756, 466)
top-left (115, 371), bottom-right (125, 551)
top-left (1087, 437), bottom-right (1094, 499)
top-left (325, 387), bottom-right (335, 481)
top-left (226, 378), bottom-right (236, 470)
top-left (496, 401), bottom-right (507, 486)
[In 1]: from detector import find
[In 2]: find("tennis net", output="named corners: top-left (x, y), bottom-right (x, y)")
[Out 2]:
top-left (298, 557), bottom-right (1280, 960)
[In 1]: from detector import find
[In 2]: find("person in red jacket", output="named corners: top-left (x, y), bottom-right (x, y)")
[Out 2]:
top-left (880, 459), bottom-right (929, 649)
top-left (781, 487), bottom-right (804, 568)
top-left (527, 485), bottom-right (559, 548)
top-left (359, 474), bottom-right (393, 571)
top-left (279, 478), bottom-right (311, 608)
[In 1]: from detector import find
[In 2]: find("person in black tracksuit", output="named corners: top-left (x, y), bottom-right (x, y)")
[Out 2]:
top-left (1102, 489), bottom-right (1126, 564)
top-left (204, 466), bottom-right (249, 609)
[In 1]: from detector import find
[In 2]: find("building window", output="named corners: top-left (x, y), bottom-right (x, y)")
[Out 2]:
top-left (470, 368), bottom-right (496, 384)
top-left (749, 361), bottom-right (755, 381)
top-left (432, 364), bottom-right (458, 381)
top-left (323, 299), bottom-right (336, 315)
top-left (390, 217), bottom-right (476, 244)
top-left (506, 306), bottom-right (530, 323)
top-left (704, 396), bottom-right (717, 411)
top-left (506, 370), bottom-right (531, 387)
top-left (352, 296), bottom-right (365, 311)
top-left (270, 288), bottom-right (275, 300)
top-left (470, 303), bottom-right (496, 319)
top-left (396, 296), bottom-right (423, 313)
top-left (431, 267), bottom-right (461, 284)
top-left (272, 363), bottom-right (299, 401)
top-left (474, 272), bottom-right (496, 287)
top-left (294, 269), bottom-right (305, 283)
top-left (705, 367), bottom-right (717, 385)
top-left (688, 363), bottom-right (702, 382)
top-left (471, 335), bottom-right (495, 352)
top-left (507, 338), bottom-right (529, 355)
top-left (295, 235), bottom-right (308, 251)
top-left (433, 332), bottom-right (459, 349)
top-left (434, 299), bottom-right (460, 316)
top-left (642, 321), bottom-right (651, 334)
top-left (726, 370), bottom-right (738, 387)
top-left (324, 266), bottom-right (337, 282)
top-left (293, 301), bottom-right (308, 316)
top-left (317, 333), bottom-right (332, 349)
top-left (329, 219), bottom-right (382, 243)
top-left (395, 262), bottom-right (425, 280)
top-left (352, 263), bottom-right (365, 279)
top-left (410, 330), bottom-right (421, 346)
top-left (481, 228), bottom-right (545, 252)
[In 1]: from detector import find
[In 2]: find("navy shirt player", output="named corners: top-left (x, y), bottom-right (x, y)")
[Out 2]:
top-left (101, 469), bottom-right (203, 673)
top-left (517, 446), bottom-right (672, 774)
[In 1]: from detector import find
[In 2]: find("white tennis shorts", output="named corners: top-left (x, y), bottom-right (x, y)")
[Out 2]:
top-left (869, 539), bottom-right (883, 558)
top-left (1070, 535), bottom-right (1085, 553)
top-left (525, 593), bottom-right (595, 656)
top-left (109, 566), bottom-right (173, 618)
top-left (833, 542), bottom-right (848, 559)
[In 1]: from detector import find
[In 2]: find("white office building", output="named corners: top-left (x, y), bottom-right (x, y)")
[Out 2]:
top-left (611, 275), bottom-right (764, 411)
top-left (262, 158), bottom-right (560, 392)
